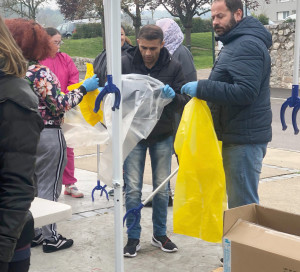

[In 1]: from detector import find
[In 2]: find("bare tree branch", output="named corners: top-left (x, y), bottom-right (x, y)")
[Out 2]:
top-left (0, 0), bottom-right (48, 20)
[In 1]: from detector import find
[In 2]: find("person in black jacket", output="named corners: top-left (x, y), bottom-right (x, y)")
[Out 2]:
top-left (94, 25), bottom-right (133, 87)
top-left (122, 24), bottom-right (189, 258)
top-left (181, 0), bottom-right (272, 209)
top-left (0, 16), bottom-right (43, 272)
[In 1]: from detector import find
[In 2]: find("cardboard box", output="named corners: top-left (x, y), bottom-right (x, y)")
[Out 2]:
top-left (223, 204), bottom-right (300, 272)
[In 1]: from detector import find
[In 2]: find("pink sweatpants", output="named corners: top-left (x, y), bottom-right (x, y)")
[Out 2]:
top-left (62, 147), bottom-right (77, 185)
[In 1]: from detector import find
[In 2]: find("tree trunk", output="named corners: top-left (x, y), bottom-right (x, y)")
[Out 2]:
top-left (134, 25), bottom-right (140, 41)
top-left (100, 13), bottom-right (106, 49)
top-left (184, 27), bottom-right (192, 51)
top-left (134, 3), bottom-right (142, 42)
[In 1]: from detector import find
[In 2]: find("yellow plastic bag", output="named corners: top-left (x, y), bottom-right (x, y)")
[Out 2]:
top-left (68, 63), bottom-right (103, 126)
top-left (173, 98), bottom-right (227, 243)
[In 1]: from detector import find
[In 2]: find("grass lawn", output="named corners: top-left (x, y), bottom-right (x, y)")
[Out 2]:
top-left (60, 32), bottom-right (214, 69)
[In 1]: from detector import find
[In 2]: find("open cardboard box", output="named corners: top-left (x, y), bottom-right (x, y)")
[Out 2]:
top-left (223, 204), bottom-right (300, 272)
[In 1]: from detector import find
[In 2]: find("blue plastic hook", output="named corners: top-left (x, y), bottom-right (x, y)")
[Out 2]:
top-left (94, 75), bottom-right (121, 113)
top-left (91, 180), bottom-right (109, 202)
top-left (123, 203), bottom-right (144, 233)
top-left (280, 84), bottom-right (300, 135)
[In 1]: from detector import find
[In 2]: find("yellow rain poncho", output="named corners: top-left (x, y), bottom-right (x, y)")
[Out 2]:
top-left (173, 98), bottom-right (227, 243)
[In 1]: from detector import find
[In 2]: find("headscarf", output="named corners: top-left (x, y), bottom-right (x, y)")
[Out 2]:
top-left (156, 18), bottom-right (184, 55)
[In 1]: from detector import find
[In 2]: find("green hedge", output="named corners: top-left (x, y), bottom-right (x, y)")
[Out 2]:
top-left (175, 17), bottom-right (212, 33)
top-left (72, 23), bottom-right (102, 39)
top-left (251, 14), bottom-right (269, 25)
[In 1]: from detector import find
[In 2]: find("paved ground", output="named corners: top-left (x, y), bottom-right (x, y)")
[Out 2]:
top-left (29, 69), bottom-right (300, 272)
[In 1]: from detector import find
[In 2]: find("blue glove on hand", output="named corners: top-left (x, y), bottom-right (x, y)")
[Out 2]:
top-left (181, 81), bottom-right (198, 97)
top-left (161, 84), bottom-right (175, 99)
top-left (82, 74), bottom-right (99, 92)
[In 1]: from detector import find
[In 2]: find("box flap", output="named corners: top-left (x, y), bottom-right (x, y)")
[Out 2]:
top-left (223, 204), bottom-right (258, 235)
top-left (256, 205), bottom-right (300, 236)
top-left (224, 219), bottom-right (300, 261)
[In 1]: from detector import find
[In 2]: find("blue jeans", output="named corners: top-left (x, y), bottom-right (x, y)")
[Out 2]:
top-left (222, 143), bottom-right (267, 209)
top-left (124, 136), bottom-right (173, 239)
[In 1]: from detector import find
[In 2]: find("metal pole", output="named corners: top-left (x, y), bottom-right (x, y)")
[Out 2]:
top-left (211, 24), bottom-right (215, 64)
top-left (103, 0), bottom-right (124, 271)
top-left (211, 0), bottom-right (215, 64)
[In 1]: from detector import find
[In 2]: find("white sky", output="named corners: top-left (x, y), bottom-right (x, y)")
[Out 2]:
top-left (42, 0), bottom-right (59, 10)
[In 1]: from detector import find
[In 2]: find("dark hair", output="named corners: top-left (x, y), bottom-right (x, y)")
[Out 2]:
top-left (5, 18), bottom-right (57, 61)
top-left (45, 27), bottom-right (60, 37)
top-left (121, 24), bottom-right (125, 33)
top-left (214, 0), bottom-right (243, 16)
top-left (138, 24), bottom-right (164, 42)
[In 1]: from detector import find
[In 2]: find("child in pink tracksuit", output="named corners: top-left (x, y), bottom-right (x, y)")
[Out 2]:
top-left (40, 27), bottom-right (84, 198)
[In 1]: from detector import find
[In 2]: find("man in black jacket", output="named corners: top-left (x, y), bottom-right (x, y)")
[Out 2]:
top-left (122, 25), bottom-right (189, 257)
top-left (181, 0), bottom-right (272, 209)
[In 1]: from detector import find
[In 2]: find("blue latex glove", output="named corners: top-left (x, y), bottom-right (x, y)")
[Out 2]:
top-left (82, 74), bottom-right (99, 92)
top-left (181, 81), bottom-right (198, 97)
top-left (161, 84), bottom-right (175, 99)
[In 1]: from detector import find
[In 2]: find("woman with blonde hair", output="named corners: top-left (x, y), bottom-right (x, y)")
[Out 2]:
top-left (5, 18), bottom-right (99, 253)
top-left (0, 15), bottom-right (43, 271)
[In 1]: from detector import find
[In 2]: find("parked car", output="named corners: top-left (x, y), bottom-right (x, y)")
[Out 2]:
top-left (56, 22), bottom-right (83, 38)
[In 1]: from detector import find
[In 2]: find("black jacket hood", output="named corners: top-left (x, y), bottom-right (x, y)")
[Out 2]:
top-left (216, 16), bottom-right (272, 49)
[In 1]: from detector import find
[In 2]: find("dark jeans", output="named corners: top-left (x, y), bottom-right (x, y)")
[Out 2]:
top-left (9, 258), bottom-right (30, 272)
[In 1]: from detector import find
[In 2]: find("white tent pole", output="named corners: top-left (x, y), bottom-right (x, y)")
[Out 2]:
top-left (103, 0), bottom-right (124, 271)
top-left (293, 1), bottom-right (300, 85)
top-left (97, 144), bottom-right (100, 181)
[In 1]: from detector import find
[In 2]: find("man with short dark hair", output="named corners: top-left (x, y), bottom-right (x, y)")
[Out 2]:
top-left (122, 24), bottom-right (189, 257)
top-left (181, 0), bottom-right (272, 209)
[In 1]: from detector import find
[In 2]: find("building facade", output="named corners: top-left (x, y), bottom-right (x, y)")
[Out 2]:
top-left (254, 0), bottom-right (296, 22)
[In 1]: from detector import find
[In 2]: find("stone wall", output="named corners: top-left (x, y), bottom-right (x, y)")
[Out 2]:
top-left (72, 56), bottom-right (94, 72)
top-left (266, 23), bottom-right (295, 89)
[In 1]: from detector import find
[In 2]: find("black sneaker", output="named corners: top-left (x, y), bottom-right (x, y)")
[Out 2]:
top-left (108, 187), bottom-right (126, 197)
top-left (43, 234), bottom-right (73, 253)
top-left (151, 235), bottom-right (178, 253)
top-left (31, 233), bottom-right (44, 247)
top-left (123, 238), bottom-right (140, 257)
top-left (108, 189), bottom-right (115, 197)
top-left (144, 200), bottom-right (152, 207)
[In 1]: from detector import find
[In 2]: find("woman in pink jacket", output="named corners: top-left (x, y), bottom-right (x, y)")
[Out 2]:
top-left (40, 27), bottom-right (83, 198)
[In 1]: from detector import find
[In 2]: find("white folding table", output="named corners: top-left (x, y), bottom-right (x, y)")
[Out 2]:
top-left (30, 197), bottom-right (72, 228)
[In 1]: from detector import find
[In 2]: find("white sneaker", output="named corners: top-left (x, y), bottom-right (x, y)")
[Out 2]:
top-left (64, 185), bottom-right (84, 198)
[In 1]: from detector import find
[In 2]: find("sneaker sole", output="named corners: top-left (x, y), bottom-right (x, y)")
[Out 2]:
top-left (71, 194), bottom-right (84, 198)
top-left (123, 243), bottom-right (141, 258)
top-left (43, 240), bottom-right (74, 253)
top-left (64, 191), bottom-right (84, 198)
top-left (151, 238), bottom-right (178, 253)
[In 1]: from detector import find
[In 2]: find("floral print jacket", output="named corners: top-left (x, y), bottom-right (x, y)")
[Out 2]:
top-left (26, 63), bottom-right (84, 127)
